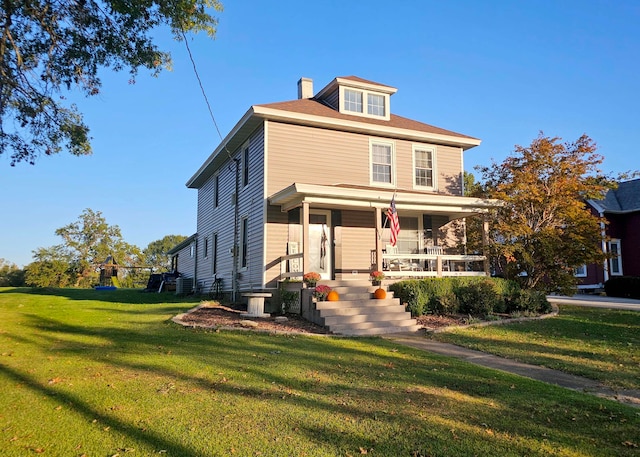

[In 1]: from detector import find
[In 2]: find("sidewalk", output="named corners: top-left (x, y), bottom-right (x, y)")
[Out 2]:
top-left (547, 294), bottom-right (640, 311)
top-left (385, 333), bottom-right (640, 409)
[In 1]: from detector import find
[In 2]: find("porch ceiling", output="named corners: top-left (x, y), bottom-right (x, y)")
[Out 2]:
top-left (269, 183), bottom-right (502, 218)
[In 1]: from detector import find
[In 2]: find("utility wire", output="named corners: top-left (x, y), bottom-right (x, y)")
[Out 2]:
top-left (180, 29), bottom-right (225, 143)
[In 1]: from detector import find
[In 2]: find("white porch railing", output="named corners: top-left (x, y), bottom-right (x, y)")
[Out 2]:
top-left (381, 252), bottom-right (487, 278)
top-left (279, 253), bottom-right (304, 279)
top-left (278, 251), bottom-right (486, 279)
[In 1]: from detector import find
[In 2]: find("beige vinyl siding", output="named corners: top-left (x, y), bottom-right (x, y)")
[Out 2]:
top-left (267, 122), bottom-right (370, 194)
top-left (336, 210), bottom-right (376, 279)
top-left (266, 122), bottom-right (463, 196)
top-left (196, 125), bottom-right (266, 292)
top-left (237, 127), bottom-right (266, 290)
top-left (435, 145), bottom-right (463, 196)
top-left (173, 241), bottom-right (197, 282)
top-left (265, 204), bottom-right (290, 287)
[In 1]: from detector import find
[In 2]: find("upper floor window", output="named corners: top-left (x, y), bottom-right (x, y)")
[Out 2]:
top-left (371, 141), bottom-right (394, 185)
top-left (203, 237), bottom-right (209, 258)
top-left (340, 87), bottom-right (390, 120)
top-left (413, 146), bottom-right (436, 189)
top-left (242, 146), bottom-right (249, 187)
top-left (344, 89), bottom-right (363, 113)
top-left (214, 174), bottom-right (219, 208)
top-left (367, 93), bottom-right (385, 116)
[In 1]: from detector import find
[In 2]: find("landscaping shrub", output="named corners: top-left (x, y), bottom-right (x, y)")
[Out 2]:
top-left (604, 276), bottom-right (640, 299)
top-left (389, 277), bottom-right (548, 318)
top-left (505, 288), bottom-right (552, 315)
top-left (455, 280), bottom-right (500, 317)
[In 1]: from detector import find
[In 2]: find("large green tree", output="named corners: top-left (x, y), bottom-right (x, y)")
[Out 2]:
top-left (1, 0), bottom-right (222, 165)
top-left (477, 133), bottom-right (615, 295)
top-left (143, 234), bottom-right (188, 271)
top-left (26, 209), bottom-right (142, 287)
top-left (0, 258), bottom-right (24, 286)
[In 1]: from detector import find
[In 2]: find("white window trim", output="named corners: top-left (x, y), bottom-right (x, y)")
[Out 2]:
top-left (608, 239), bottom-right (623, 276)
top-left (369, 139), bottom-right (396, 188)
top-left (339, 86), bottom-right (391, 121)
top-left (412, 144), bottom-right (437, 191)
top-left (574, 264), bottom-right (587, 278)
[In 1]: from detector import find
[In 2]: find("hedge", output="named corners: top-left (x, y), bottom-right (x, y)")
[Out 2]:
top-left (388, 277), bottom-right (551, 318)
top-left (604, 276), bottom-right (640, 299)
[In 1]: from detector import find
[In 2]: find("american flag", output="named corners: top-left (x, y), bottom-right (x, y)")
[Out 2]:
top-left (386, 196), bottom-right (400, 246)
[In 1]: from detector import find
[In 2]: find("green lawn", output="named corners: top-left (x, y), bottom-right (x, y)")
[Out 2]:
top-left (1, 288), bottom-right (638, 456)
top-left (431, 305), bottom-right (640, 391)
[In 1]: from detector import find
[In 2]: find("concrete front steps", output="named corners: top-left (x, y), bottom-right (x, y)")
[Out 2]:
top-left (313, 280), bottom-right (422, 336)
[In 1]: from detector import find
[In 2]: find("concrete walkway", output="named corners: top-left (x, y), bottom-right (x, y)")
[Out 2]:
top-left (385, 296), bottom-right (640, 409)
top-left (547, 294), bottom-right (640, 311)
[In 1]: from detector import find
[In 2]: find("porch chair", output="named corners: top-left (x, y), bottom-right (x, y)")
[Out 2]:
top-left (424, 245), bottom-right (449, 271)
top-left (386, 245), bottom-right (422, 271)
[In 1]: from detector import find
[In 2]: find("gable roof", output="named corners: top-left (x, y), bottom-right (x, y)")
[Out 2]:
top-left (591, 179), bottom-right (640, 213)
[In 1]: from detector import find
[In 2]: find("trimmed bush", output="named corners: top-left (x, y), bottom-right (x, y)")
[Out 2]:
top-left (605, 276), bottom-right (640, 299)
top-left (455, 280), bottom-right (500, 317)
top-left (389, 277), bottom-right (549, 318)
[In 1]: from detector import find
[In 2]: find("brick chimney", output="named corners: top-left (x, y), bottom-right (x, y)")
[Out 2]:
top-left (297, 77), bottom-right (313, 99)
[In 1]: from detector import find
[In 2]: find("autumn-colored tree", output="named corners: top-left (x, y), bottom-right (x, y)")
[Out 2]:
top-left (477, 133), bottom-right (615, 294)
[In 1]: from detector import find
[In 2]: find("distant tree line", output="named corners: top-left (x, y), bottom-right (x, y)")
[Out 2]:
top-left (2, 209), bottom-right (187, 288)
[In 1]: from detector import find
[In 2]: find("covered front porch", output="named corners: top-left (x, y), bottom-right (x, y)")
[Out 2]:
top-left (268, 183), bottom-right (499, 283)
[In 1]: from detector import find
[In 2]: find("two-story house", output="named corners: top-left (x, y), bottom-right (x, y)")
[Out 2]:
top-left (578, 178), bottom-right (640, 289)
top-left (171, 76), bottom-right (500, 300)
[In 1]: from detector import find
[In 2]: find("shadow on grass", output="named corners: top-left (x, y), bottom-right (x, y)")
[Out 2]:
top-left (0, 287), bottom-right (202, 305)
top-left (0, 363), bottom-right (205, 456)
top-left (12, 313), bottom-right (638, 456)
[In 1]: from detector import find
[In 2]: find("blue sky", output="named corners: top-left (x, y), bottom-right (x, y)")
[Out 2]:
top-left (2, 0), bottom-right (639, 267)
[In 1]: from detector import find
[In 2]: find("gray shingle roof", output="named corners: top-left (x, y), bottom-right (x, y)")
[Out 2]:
top-left (594, 178), bottom-right (640, 213)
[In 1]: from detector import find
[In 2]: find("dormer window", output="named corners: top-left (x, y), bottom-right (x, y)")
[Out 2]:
top-left (367, 94), bottom-right (385, 116)
top-left (339, 86), bottom-right (390, 120)
top-left (344, 89), bottom-right (363, 113)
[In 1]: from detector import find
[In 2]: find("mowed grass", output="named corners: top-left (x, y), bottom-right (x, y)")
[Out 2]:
top-left (0, 288), bottom-right (638, 457)
top-left (431, 305), bottom-right (640, 391)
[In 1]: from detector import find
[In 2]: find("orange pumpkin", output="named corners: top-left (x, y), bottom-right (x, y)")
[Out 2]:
top-left (374, 288), bottom-right (386, 299)
top-left (326, 290), bottom-right (340, 301)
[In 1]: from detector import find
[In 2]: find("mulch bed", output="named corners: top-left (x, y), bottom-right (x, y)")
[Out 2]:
top-left (179, 303), bottom-right (331, 334)
top-left (178, 302), bottom-right (477, 334)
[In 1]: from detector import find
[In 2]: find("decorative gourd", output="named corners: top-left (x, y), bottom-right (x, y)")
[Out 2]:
top-left (326, 290), bottom-right (340, 301)
top-left (374, 288), bottom-right (386, 299)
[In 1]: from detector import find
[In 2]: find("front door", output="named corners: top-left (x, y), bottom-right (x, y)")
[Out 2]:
top-left (309, 210), bottom-right (332, 280)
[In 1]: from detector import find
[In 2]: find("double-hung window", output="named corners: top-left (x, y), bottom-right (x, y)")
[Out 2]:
top-left (240, 217), bottom-right (249, 269)
top-left (242, 146), bottom-right (249, 187)
top-left (344, 89), bottom-right (363, 113)
top-left (341, 87), bottom-right (389, 119)
top-left (609, 239), bottom-right (622, 275)
top-left (371, 141), bottom-right (394, 185)
top-left (214, 174), bottom-right (219, 208)
top-left (413, 146), bottom-right (436, 190)
top-left (367, 93), bottom-right (385, 116)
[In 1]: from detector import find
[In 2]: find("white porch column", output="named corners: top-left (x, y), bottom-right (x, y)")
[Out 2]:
top-left (482, 216), bottom-right (490, 276)
top-left (374, 207), bottom-right (382, 271)
top-left (302, 201), bottom-right (310, 274)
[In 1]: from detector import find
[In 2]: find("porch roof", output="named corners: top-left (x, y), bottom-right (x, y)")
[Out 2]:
top-left (269, 183), bottom-right (502, 219)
